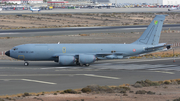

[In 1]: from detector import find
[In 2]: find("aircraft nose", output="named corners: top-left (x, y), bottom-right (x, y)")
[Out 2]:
top-left (5, 50), bottom-right (10, 57)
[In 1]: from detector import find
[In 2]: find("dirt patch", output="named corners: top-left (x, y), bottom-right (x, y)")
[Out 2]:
top-left (0, 13), bottom-right (180, 29)
top-left (2, 79), bottom-right (180, 101)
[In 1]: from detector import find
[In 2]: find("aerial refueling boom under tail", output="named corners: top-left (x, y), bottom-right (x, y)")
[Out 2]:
top-left (5, 15), bottom-right (171, 66)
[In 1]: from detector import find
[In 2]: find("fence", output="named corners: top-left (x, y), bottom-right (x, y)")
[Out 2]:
top-left (171, 43), bottom-right (180, 47)
top-left (0, 51), bottom-right (6, 56)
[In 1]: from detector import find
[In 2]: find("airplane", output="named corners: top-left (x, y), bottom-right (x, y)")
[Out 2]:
top-left (5, 15), bottom-right (171, 66)
top-left (168, 5), bottom-right (180, 11)
top-left (30, 7), bottom-right (41, 12)
top-left (0, 7), bottom-right (2, 12)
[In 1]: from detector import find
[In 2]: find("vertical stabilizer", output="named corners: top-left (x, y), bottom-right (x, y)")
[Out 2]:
top-left (132, 15), bottom-right (167, 45)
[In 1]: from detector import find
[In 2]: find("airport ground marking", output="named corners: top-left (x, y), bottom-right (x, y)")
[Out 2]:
top-left (76, 74), bottom-right (120, 80)
top-left (21, 79), bottom-right (57, 85)
top-left (153, 71), bottom-right (175, 74)
top-left (41, 67), bottom-right (71, 69)
top-left (100, 58), bottom-right (180, 64)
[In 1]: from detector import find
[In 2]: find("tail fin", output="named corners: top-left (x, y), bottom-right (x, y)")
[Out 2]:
top-left (132, 15), bottom-right (167, 45)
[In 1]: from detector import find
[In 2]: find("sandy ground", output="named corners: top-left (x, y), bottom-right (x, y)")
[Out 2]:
top-left (4, 85), bottom-right (180, 101)
top-left (0, 13), bottom-right (180, 29)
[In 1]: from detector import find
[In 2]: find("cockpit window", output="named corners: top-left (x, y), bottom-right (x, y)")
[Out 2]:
top-left (13, 48), bottom-right (18, 50)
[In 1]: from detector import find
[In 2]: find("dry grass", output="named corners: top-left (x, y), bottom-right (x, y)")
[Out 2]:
top-left (0, 13), bottom-right (180, 30)
top-left (1, 78), bottom-right (180, 101)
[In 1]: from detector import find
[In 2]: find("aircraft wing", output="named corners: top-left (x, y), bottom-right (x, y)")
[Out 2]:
top-left (52, 52), bottom-right (125, 58)
top-left (145, 43), bottom-right (171, 50)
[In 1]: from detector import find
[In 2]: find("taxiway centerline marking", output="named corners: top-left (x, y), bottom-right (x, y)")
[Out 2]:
top-left (41, 67), bottom-right (70, 69)
top-left (0, 74), bottom-right (120, 80)
top-left (153, 71), bottom-right (175, 74)
top-left (77, 74), bottom-right (120, 79)
top-left (21, 79), bottom-right (56, 85)
top-left (100, 58), bottom-right (180, 64)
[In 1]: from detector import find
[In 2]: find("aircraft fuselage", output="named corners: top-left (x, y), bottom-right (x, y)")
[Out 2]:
top-left (8, 44), bottom-right (158, 61)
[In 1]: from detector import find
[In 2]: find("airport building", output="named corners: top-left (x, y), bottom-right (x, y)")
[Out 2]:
top-left (0, 0), bottom-right (43, 4)
top-left (110, 0), bottom-right (180, 5)
top-left (47, 0), bottom-right (180, 5)
top-left (47, 0), bottom-right (110, 4)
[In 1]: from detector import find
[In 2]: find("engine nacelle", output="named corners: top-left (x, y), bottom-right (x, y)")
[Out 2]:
top-left (166, 45), bottom-right (171, 50)
top-left (59, 56), bottom-right (76, 65)
top-left (79, 55), bottom-right (96, 65)
top-left (106, 55), bottom-right (123, 59)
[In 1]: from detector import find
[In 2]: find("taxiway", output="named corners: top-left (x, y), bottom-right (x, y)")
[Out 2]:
top-left (0, 8), bottom-right (174, 15)
top-left (0, 58), bottom-right (180, 95)
top-left (0, 24), bottom-right (180, 37)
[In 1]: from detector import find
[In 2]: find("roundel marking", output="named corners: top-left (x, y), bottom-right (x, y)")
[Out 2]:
top-left (133, 49), bottom-right (136, 52)
top-left (154, 20), bottom-right (158, 25)
top-left (62, 47), bottom-right (66, 53)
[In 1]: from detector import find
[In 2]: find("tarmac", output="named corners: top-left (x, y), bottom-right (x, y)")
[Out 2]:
top-left (0, 8), bottom-right (178, 15)
top-left (0, 8), bottom-right (180, 96)
top-left (0, 25), bottom-right (180, 37)
top-left (0, 58), bottom-right (180, 95)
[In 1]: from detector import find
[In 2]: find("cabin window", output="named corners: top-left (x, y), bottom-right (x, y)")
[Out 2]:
top-left (13, 48), bottom-right (18, 50)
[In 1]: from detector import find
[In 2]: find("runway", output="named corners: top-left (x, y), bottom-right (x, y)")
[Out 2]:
top-left (0, 58), bottom-right (180, 95)
top-left (0, 8), bottom-right (174, 15)
top-left (0, 24), bottom-right (180, 37)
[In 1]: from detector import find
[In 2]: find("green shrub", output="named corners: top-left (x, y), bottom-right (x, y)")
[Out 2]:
top-left (134, 79), bottom-right (160, 87)
top-left (64, 89), bottom-right (77, 94)
top-left (176, 80), bottom-right (180, 84)
top-left (60, 92), bottom-right (65, 94)
top-left (0, 98), bottom-right (4, 101)
top-left (54, 93), bottom-right (57, 95)
top-left (123, 93), bottom-right (128, 96)
top-left (147, 91), bottom-right (155, 95)
top-left (120, 90), bottom-right (126, 93)
top-left (164, 81), bottom-right (170, 84)
top-left (136, 90), bottom-right (147, 94)
top-left (23, 92), bottom-right (30, 96)
top-left (119, 87), bottom-right (130, 91)
top-left (129, 91), bottom-right (134, 93)
top-left (173, 97), bottom-right (180, 101)
top-left (81, 87), bottom-right (92, 93)
top-left (151, 82), bottom-right (160, 86)
top-left (133, 83), bottom-right (142, 88)
top-left (86, 85), bottom-right (114, 93)
top-left (158, 81), bottom-right (164, 84)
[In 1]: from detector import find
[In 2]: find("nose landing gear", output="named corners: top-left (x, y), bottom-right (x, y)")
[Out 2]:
top-left (24, 62), bottom-right (29, 66)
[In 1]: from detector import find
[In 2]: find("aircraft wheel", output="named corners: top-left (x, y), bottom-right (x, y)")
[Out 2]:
top-left (24, 62), bottom-right (29, 66)
top-left (85, 64), bottom-right (90, 67)
top-left (76, 62), bottom-right (80, 66)
top-left (79, 64), bottom-right (83, 67)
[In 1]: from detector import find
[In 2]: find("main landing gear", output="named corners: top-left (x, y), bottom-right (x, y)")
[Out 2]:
top-left (24, 62), bottom-right (29, 66)
top-left (76, 62), bottom-right (90, 67)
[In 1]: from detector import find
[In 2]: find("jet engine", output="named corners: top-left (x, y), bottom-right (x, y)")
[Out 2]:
top-left (59, 56), bottom-right (76, 65)
top-left (166, 45), bottom-right (171, 50)
top-left (79, 55), bottom-right (96, 65)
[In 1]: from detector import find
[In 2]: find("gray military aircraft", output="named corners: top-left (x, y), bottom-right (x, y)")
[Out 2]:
top-left (5, 15), bottom-right (171, 66)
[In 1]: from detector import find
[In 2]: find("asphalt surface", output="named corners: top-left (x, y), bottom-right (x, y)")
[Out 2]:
top-left (0, 58), bottom-right (180, 95)
top-left (0, 8), bottom-right (176, 15)
top-left (0, 24), bottom-right (180, 37)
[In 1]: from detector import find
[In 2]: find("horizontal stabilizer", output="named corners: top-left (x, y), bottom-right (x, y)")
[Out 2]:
top-left (145, 43), bottom-right (171, 50)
